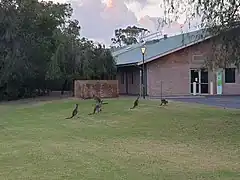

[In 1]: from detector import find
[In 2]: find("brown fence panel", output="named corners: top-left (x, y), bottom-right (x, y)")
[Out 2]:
top-left (74, 80), bottom-right (119, 99)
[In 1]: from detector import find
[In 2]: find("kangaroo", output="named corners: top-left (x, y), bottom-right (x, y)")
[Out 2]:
top-left (88, 102), bottom-right (102, 115)
top-left (65, 104), bottom-right (78, 119)
top-left (160, 99), bottom-right (168, 106)
top-left (130, 95), bottom-right (140, 109)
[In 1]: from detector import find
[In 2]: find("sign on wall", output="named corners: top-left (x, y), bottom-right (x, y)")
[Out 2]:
top-left (216, 70), bottom-right (223, 95)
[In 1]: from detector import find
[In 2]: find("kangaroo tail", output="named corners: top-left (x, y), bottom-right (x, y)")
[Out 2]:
top-left (65, 116), bottom-right (73, 119)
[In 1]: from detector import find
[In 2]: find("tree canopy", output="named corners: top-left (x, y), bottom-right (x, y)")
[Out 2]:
top-left (111, 26), bottom-right (149, 47)
top-left (162, 0), bottom-right (240, 69)
top-left (0, 0), bottom-right (116, 100)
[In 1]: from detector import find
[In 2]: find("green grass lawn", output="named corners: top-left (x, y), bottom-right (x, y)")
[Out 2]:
top-left (0, 98), bottom-right (239, 180)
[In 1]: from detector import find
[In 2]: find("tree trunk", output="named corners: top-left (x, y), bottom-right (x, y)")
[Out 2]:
top-left (61, 79), bottom-right (68, 95)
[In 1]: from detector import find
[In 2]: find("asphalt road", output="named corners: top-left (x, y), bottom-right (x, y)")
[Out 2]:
top-left (170, 96), bottom-right (240, 109)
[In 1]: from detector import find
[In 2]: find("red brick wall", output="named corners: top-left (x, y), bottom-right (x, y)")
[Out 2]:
top-left (147, 39), bottom-right (240, 96)
top-left (74, 80), bottom-right (119, 99)
top-left (147, 40), bottom-right (212, 96)
top-left (222, 69), bottom-right (240, 95)
top-left (117, 38), bottom-right (240, 96)
top-left (147, 51), bottom-right (190, 96)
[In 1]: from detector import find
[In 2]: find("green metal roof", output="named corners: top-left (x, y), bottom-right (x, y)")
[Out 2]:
top-left (112, 29), bottom-right (212, 66)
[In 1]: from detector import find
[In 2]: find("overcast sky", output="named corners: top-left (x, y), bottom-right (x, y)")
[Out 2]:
top-left (44, 0), bottom-right (201, 45)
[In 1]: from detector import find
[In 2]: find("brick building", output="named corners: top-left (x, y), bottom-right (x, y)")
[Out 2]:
top-left (112, 29), bottom-right (240, 96)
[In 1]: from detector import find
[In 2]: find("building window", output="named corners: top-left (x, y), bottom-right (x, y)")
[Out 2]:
top-left (131, 72), bottom-right (134, 84)
top-left (225, 68), bottom-right (236, 83)
top-left (121, 72), bottom-right (124, 84)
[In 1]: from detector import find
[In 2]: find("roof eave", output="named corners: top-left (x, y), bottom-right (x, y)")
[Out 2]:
top-left (137, 35), bottom-right (213, 65)
top-left (116, 62), bottom-right (139, 68)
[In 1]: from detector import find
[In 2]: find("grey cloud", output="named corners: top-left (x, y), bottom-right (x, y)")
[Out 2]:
top-left (69, 0), bottom-right (194, 45)
top-left (126, 0), bottom-right (148, 7)
top-left (70, 0), bottom-right (139, 45)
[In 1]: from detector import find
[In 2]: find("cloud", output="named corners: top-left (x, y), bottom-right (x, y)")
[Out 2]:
top-left (70, 0), bottom-right (138, 45)
top-left (70, 0), bottom-right (171, 45)
top-left (45, 0), bottom-right (201, 45)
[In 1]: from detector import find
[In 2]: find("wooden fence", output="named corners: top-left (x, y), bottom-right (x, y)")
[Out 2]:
top-left (74, 80), bottom-right (119, 99)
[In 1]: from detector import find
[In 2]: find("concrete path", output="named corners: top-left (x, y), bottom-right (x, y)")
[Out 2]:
top-left (165, 96), bottom-right (240, 109)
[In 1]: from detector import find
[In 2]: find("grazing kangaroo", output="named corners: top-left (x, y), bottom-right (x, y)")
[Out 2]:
top-left (130, 95), bottom-right (140, 109)
top-left (65, 104), bottom-right (78, 119)
top-left (160, 99), bottom-right (168, 106)
top-left (88, 102), bottom-right (102, 115)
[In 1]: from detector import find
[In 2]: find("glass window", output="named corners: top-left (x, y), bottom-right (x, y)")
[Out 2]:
top-left (225, 68), bottom-right (235, 83)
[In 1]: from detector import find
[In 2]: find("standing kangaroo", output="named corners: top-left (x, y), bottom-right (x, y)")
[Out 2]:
top-left (130, 95), bottom-right (140, 109)
top-left (65, 104), bottom-right (78, 119)
top-left (88, 102), bottom-right (102, 115)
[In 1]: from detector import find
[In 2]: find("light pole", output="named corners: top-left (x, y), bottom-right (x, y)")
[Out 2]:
top-left (141, 46), bottom-right (146, 99)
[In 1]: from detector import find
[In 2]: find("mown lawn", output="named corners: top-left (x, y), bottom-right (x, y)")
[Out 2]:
top-left (0, 98), bottom-right (239, 180)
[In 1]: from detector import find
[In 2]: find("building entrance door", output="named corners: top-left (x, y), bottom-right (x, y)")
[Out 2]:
top-left (190, 69), bottom-right (209, 94)
top-left (200, 69), bottom-right (209, 94)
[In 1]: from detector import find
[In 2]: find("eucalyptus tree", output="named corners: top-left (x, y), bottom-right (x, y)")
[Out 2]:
top-left (0, 0), bottom-right (116, 100)
top-left (162, 0), bottom-right (240, 69)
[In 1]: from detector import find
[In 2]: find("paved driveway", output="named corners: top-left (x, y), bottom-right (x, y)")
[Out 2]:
top-left (168, 96), bottom-right (240, 109)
